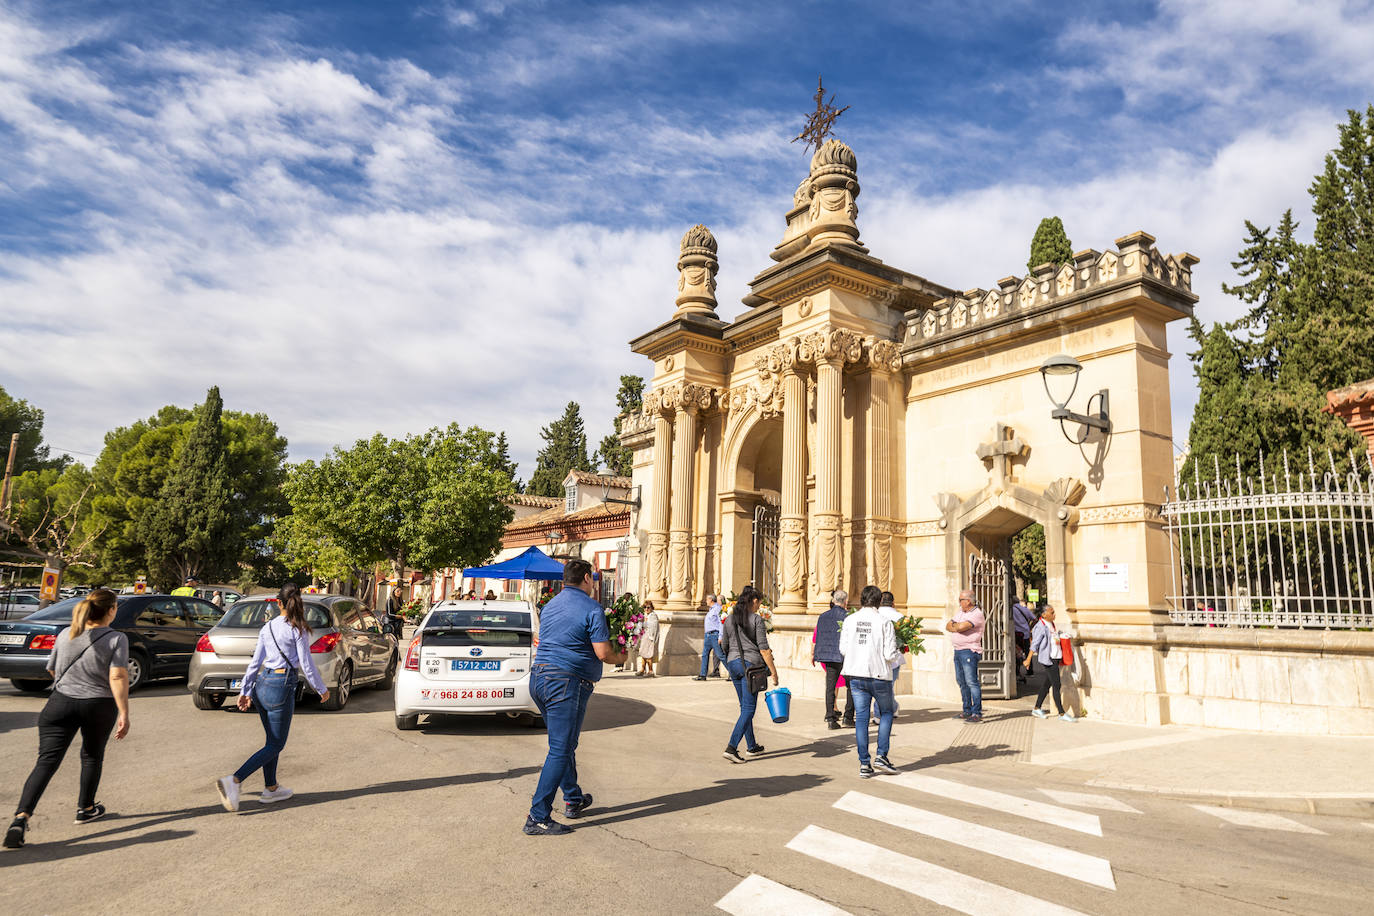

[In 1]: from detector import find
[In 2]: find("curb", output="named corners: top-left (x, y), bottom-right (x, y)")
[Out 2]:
top-left (1081, 779), bottom-right (1374, 819)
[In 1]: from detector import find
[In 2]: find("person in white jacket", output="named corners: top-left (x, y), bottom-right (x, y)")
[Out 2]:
top-left (839, 585), bottom-right (903, 778)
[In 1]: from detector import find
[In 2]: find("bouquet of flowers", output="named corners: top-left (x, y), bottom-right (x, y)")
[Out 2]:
top-left (536, 589), bottom-right (556, 611)
top-left (893, 615), bottom-right (926, 655)
top-left (603, 592), bottom-right (646, 651)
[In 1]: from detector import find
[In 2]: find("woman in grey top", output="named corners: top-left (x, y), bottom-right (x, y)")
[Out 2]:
top-left (717, 586), bottom-right (780, 763)
top-left (6, 588), bottom-right (131, 849)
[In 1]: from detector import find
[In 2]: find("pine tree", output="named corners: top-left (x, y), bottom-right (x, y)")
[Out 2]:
top-left (527, 401), bottom-right (594, 497)
top-left (1027, 216), bottom-right (1074, 273)
top-left (595, 375), bottom-right (644, 478)
top-left (494, 431), bottom-right (524, 491)
top-left (142, 386), bottom-right (236, 588)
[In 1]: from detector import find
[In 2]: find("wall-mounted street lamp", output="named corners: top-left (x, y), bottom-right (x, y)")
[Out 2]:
top-left (600, 482), bottom-right (641, 509)
top-left (1040, 355), bottom-right (1110, 445)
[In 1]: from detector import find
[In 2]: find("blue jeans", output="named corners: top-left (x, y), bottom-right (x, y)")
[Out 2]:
top-left (699, 632), bottom-right (722, 677)
top-left (847, 677), bottom-right (895, 766)
top-left (529, 664), bottom-right (593, 822)
top-left (725, 658), bottom-right (761, 750)
top-left (234, 670), bottom-right (297, 786)
top-left (954, 648), bottom-right (982, 717)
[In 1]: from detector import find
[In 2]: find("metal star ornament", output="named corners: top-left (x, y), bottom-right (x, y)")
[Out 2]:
top-left (792, 76), bottom-right (849, 154)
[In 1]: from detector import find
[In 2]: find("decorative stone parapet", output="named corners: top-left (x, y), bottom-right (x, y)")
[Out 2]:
top-left (910, 231), bottom-right (1198, 344)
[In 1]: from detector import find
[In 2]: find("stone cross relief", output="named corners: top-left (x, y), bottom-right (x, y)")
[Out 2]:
top-left (976, 423), bottom-right (1029, 488)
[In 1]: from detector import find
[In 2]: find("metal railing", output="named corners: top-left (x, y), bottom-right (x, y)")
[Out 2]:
top-left (1162, 450), bottom-right (1374, 628)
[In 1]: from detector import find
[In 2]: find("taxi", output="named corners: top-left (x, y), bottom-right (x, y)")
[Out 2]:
top-left (394, 599), bottom-right (541, 730)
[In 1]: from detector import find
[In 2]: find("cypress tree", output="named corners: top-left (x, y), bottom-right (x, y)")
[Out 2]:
top-left (527, 401), bottom-right (594, 498)
top-left (1027, 216), bottom-right (1074, 273)
top-left (142, 386), bottom-right (236, 588)
top-left (596, 374), bottom-right (644, 478)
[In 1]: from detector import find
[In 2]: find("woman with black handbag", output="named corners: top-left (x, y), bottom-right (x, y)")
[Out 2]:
top-left (717, 586), bottom-right (779, 763)
top-left (6, 588), bottom-right (130, 849)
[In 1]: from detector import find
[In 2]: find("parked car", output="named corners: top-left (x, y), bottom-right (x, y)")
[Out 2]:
top-left (187, 594), bottom-right (398, 712)
top-left (193, 584), bottom-right (243, 606)
top-left (394, 599), bottom-right (541, 731)
top-left (0, 593), bottom-right (224, 692)
top-left (1, 591), bottom-right (42, 621)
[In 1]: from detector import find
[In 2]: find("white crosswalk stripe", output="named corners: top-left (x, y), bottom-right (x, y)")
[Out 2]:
top-left (1038, 788), bottom-right (1143, 814)
top-left (715, 875), bottom-right (854, 916)
top-left (834, 791), bottom-right (1117, 889)
top-left (1190, 804), bottom-right (1326, 835)
top-left (786, 824), bottom-right (1091, 916)
top-left (884, 771), bottom-right (1103, 836)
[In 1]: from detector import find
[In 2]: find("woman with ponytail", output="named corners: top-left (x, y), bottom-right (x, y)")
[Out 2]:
top-left (716, 586), bottom-right (780, 764)
top-left (217, 583), bottom-right (328, 812)
top-left (6, 588), bottom-right (130, 849)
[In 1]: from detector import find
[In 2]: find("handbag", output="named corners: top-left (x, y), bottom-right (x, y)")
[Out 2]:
top-left (733, 615), bottom-right (770, 692)
top-left (1057, 635), bottom-right (1075, 667)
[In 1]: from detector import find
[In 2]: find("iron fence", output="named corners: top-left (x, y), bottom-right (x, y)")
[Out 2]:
top-left (1162, 450), bottom-right (1374, 628)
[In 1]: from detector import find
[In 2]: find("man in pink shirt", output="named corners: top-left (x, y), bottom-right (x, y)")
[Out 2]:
top-left (945, 589), bottom-right (985, 722)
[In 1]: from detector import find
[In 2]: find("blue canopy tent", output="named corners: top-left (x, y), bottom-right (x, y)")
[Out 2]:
top-left (462, 546), bottom-right (565, 581)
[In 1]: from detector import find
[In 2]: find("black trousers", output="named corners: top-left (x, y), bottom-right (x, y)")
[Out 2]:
top-left (1033, 659), bottom-right (1064, 714)
top-left (823, 662), bottom-right (855, 722)
top-left (16, 692), bottom-right (118, 815)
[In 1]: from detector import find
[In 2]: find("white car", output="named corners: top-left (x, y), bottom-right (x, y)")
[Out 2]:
top-left (394, 599), bottom-right (541, 730)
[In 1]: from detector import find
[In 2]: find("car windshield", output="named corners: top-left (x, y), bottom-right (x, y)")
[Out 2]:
top-left (217, 600), bottom-right (333, 631)
top-left (26, 596), bottom-right (88, 621)
top-left (426, 610), bottom-right (531, 631)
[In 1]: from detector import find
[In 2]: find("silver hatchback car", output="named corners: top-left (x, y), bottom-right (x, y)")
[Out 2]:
top-left (187, 594), bottom-right (399, 711)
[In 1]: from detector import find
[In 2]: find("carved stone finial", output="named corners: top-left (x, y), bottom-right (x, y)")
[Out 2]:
top-left (674, 224), bottom-right (719, 319)
top-left (804, 139), bottom-right (865, 253)
top-left (810, 138), bottom-right (858, 174)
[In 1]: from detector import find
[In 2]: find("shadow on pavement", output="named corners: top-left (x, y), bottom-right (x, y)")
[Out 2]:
top-left (0, 710), bottom-right (40, 734)
top-left (583, 773), bottom-right (832, 828)
top-left (900, 742), bottom-right (1021, 769)
top-left (414, 693), bottom-right (656, 736)
top-left (0, 768), bottom-right (539, 867)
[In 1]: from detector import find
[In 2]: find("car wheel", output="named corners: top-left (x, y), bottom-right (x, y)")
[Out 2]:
top-left (193, 692), bottom-right (225, 710)
top-left (322, 663), bottom-right (351, 710)
top-left (375, 653), bottom-right (398, 690)
top-left (10, 678), bottom-right (50, 693)
top-left (126, 651), bottom-right (149, 690)
top-left (395, 713), bottom-right (419, 731)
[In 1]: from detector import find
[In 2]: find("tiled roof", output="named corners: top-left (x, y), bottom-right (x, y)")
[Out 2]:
top-left (507, 493), bottom-right (561, 508)
top-left (1324, 379), bottom-right (1374, 412)
top-left (505, 501), bottom-right (630, 533)
top-left (564, 469), bottom-right (633, 489)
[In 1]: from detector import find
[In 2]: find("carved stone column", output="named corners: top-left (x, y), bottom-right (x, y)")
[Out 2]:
top-left (668, 385), bottom-right (710, 603)
top-left (865, 339), bottom-right (900, 592)
top-left (646, 395), bottom-right (672, 603)
top-left (813, 352), bottom-right (844, 600)
top-left (779, 360), bottom-right (808, 612)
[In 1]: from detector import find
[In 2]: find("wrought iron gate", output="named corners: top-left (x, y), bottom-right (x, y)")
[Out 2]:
top-left (752, 503), bottom-right (780, 606)
top-left (968, 552), bottom-right (1014, 699)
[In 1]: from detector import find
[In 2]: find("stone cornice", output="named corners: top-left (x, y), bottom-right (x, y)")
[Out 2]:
top-left (748, 245), bottom-right (951, 313)
top-left (629, 313), bottom-right (729, 361)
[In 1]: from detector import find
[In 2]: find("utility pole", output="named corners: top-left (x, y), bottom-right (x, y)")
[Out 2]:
top-left (1, 432), bottom-right (18, 514)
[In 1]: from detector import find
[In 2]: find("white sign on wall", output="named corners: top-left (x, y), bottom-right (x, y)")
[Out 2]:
top-left (1089, 563), bottom-right (1130, 593)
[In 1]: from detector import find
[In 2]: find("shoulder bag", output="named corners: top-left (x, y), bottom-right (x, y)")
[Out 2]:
top-left (733, 615), bottom-right (770, 693)
top-left (265, 617), bottom-right (303, 676)
top-left (51, 629), bottom-right (119, 692)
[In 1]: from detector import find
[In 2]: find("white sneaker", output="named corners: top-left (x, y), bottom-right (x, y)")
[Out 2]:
top-left (1060, 712), bottom-right (1078, 722)
top-left (216, 776), bottom-right (240, 813)
top-left (260, 785), bottom-right (294, 804)
top-left (1031, 708), bottom-right (1049, 719)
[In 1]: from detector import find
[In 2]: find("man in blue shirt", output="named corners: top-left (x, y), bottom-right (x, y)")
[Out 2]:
top-left (524, 559), bottom-right (625, 836)
top-left (692, 593), bottom-right (724, 681)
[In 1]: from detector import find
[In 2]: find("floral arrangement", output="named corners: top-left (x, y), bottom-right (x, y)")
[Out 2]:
top-left (836, 607), bottom-right (925, 655)
top-left (536, 589), bottom-right (556, 610)
top-left (720, 590), bottom-right (775, 632)
top-left (603, 592), bottom-right (646, 650)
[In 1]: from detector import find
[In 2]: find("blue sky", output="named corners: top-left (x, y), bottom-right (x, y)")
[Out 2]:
top-left (2, 0), bottom-right (1372, 473)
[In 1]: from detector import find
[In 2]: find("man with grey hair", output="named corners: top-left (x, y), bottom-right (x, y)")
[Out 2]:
top-left (812, 588), bottom-right (854, 728)
top-left (693, 593), bottom-right (724, 681)
top-left (945, 589), bottom-right (985, 722)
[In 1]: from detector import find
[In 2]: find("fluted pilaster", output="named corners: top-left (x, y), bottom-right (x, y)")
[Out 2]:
top-left (668, 402), bottom-right (698, 602)
top-left (779, 365), bottom-right (808, 610)
top-left (646, 411), bottom-right (672, 602)
top-left (814, 354), bottom-right (843, 600)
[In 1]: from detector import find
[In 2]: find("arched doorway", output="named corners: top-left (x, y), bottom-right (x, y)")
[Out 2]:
top-left (722, 414), bottom-right (784, 601)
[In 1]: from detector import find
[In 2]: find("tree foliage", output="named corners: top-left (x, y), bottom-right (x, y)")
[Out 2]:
top-left (3, 463), bottom-right (101, 584)
top-left (1011, 523), bottom-right (1046, 596)
top-left (286, 424), bottom-right (515, 579)
top-left (0, 385), bottom-right (67, 474)
top-left (596, 374), bottom-right (644, 478)
top-left (1185, 106), bottom-right (1374, 482)
top-left (527, 401), bottom-right (593, 497)
top-left (1028, 216), bottom-right (1074, 274)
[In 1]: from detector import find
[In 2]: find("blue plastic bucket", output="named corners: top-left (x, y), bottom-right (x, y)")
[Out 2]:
top-left (765, 687), bottom-right (792, 723)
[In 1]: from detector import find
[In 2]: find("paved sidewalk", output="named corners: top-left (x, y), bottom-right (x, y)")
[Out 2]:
top-left (598, 672), bottom-right (1374, 816)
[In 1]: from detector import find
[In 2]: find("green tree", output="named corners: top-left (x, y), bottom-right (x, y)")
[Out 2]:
top-left (140, 387), bottom-right (236, 589)
top-left (1010, 523), bottom-right (1045, 597)
top-left (3, 463), bottom-right (102, 594)
top-left (270, 509), bottom-right (355, 588)
top-left (286, 424), bottom-right (515, 583)
top-left (527, 401), bottom-right (593, 497)
top-left (494, 431), bottom-right (524, 492)
top-left (0, 385), bottom-right (67, 474)
top-left (1027, 216), bottom-right (1074, 273)
top-left (595, 374), bottom-right (644, 478)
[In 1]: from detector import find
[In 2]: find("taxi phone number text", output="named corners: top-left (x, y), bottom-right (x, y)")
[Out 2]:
top-left (430, 688), bottom-right (515, 700)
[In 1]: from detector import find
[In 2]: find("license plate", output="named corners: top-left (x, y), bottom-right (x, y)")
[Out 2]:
top-left (0, 634), bottom-right (26, 646)
top-left (422, 687), bottom-right (517, 701)
top-left (450, 659), bottom-right (501, 671)
top-left (229, 678), bottom-right (243, 689)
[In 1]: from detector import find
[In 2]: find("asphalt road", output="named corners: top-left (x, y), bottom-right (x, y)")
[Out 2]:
top-left (0, 676), bottom-right (1368, 915)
